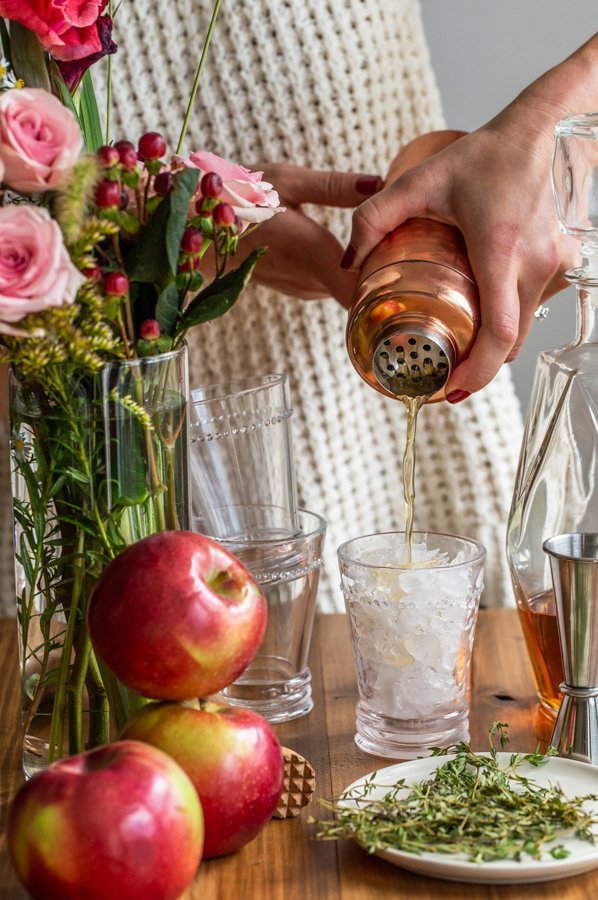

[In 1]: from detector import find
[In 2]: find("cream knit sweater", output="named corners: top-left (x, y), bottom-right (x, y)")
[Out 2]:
top-left (0, 0), bottom-right (524, 615)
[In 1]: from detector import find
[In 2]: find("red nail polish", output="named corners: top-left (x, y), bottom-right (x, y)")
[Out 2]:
top-left (446, 390), bottom-right (471, 404)
top-left (340, 244), bottom-right (356, 269)
top-left (355, 175), bottom-right (382, 195)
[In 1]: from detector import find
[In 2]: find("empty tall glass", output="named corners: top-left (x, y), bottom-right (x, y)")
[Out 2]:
top-left (194, 506), bottom-right (326, 723)
top-left (189, 374), bottom-right (298, 536)
top-left (338, 531), bottom-right (485, 758)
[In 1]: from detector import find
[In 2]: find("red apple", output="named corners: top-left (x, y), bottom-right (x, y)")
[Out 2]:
top-left (121, 701), bottom-right (284, 858)
top-left (87, 531), bottom-right (267, 700)
top-left (7, 740), bottom-right (203, 900)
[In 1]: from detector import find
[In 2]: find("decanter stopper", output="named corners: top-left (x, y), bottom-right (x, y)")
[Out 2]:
top-left (552, 113), bottom-right (598, 277)
top-left (544, 534), bottom-right (598, 764)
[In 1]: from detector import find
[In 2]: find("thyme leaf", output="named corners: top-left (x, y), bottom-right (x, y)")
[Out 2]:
top-left (312, 723), bottom-right (598, 863)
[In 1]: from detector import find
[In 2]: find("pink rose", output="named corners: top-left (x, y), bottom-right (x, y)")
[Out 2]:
top-left (0, 205), bottom-right (84, 336)
top-left (0, 1), bottom-right (108, 61)
top-left (0, 88), bottom-right (83, 193)
top-left (186, 150), bottom-right (281, 230)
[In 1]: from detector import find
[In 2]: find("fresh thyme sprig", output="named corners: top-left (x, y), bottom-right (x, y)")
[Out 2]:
top-left (312, 724), bottom-right (598, 863)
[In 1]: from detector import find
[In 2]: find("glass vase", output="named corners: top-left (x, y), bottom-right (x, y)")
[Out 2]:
top-left (10, 344), bottom-right (189, 777)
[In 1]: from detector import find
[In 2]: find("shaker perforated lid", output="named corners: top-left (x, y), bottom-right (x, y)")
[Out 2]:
top-left (372, 325), bottom-right (454, 398)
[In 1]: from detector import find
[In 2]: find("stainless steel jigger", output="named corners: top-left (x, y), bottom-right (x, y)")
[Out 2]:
top-left (543, 533), bottom-right (598, 764)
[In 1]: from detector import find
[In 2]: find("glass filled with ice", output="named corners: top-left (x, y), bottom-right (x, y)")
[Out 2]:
top-left (338, 531), bottom-right (486, 758)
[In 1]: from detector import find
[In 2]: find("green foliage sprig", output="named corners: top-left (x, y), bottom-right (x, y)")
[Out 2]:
top-left (313, 724), bottom-right (598, 863)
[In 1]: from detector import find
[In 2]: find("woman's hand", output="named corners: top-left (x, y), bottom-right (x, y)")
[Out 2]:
top-left (341, 34), bottom-right (598, 398)
top-left (230, 162), bottom-right (381, 309)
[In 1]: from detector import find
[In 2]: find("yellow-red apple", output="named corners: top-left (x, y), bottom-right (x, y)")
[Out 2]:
top-left (87, 531), bottom-right (267, 700)
top-left (7, 740), bottom-right (203, 900)
top-left (121, 701), bottom-right (284, 858)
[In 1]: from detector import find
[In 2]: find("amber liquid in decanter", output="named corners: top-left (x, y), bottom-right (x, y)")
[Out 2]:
top-left (515, 587), bottom-right (563, 716)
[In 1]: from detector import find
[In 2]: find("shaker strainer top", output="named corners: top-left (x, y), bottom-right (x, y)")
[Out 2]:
top-left (372, 326), bottom-right (454, 398)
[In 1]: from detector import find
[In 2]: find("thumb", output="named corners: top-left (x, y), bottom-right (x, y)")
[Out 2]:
top-left (270, 163), bottom-right (382, 208)
top-left (341, 166), bottom-right (437, 269)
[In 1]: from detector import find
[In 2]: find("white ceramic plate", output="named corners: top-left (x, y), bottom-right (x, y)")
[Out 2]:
top-left (340, 753), bottom-right (598, 884)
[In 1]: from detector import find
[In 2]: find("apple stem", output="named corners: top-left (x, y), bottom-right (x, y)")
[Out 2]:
top-left (181, 698), bottom-right (201, 710)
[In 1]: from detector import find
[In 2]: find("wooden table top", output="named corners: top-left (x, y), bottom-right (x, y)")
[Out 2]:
top-left (1, 610), bottom-right (596, 899)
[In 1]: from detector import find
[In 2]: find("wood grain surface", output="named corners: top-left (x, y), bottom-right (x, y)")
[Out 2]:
top-left (1, 611), bottom-right (596, 899)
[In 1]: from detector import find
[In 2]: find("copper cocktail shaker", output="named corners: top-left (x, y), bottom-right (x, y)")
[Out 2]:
top-left (346, 131), bottom-right (480, 402)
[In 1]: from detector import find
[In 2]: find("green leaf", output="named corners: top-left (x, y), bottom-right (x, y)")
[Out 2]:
top-left (155, 282), bottom-right (181, 336)
top-left (165, 168), bottom-right (200, 272)
top-left (79, 70), bottom-right (103, 153)
top-left (0, 20), bottom-right (11, 64)
top-left (126, 168), bottom-right (199, 284)
top-left (125, 199), bottom-right (170, 283)
top-left (116, 211), bottom-right (140, 234)
top-left (10, 23), bottom-right (50, 90)
top-left (177, 249), bottom-right (264, 332)
top-left (49, 61), bottom-right (82, 130)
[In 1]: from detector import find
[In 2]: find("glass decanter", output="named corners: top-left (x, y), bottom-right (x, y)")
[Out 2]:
top-left (507, 113), bottom-right (598, 722)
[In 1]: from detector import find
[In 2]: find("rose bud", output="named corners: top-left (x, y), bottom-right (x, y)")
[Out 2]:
top-left (95, 180), bottom-right (121, 209)
top-left (104, 272), bottom-right (130, 296)
top-left (180, 227), bottom-right (203, 255)
top-left (97, 145), bottom-right (120, 168)
top-left (154, 171), bottom-right (172, 196)
top-left (138, 132), bottom-right (167, 160)
top-left (200, 171), bottom-right (223, 199)
top-left (139, 319), bottom-right (162, 341)
top-left (213, 203), bottom-right (235, 227)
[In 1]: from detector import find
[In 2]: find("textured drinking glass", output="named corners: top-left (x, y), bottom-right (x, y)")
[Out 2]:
top-left (189, 374), bottom-right (298, 535)
top-left (193, 506), bottom-right (326, 723)
top-left (338, 531), bottom-right (485, 758)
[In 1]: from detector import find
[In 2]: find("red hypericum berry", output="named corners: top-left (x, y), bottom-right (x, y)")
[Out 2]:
top-left (120, 147), bottom-right (139, 171)
top-left (138, 132), bottom-right (167, 160)
top-left (95, 180), bottom-right (121, 209)
top-left (104, 272), bottom-right (129, 296)
top-left (139, 319), bottom-right (161, 341)
top-left (234, 215), bottom-right (244, 232)
top-left (82, 265), bottom-right (102, 283)
top-left (213, 202), bottom-right (235, 227)
top-left (113, 140), bottom-right (137, 171)
top-left (180, 227), bottom-right (203, 254)
top-left (178, 258), bottom-right (194, 274)
top-left (114, 140), bottom-right (135, 153)
top-left (154, 171), bottom-right (172, 196)
top-left (200, 171), bottom-right (223, 198)
top-left (97, 145), bottom-right (120, 168)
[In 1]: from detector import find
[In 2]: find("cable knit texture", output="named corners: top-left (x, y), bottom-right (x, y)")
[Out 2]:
top-left (0, 0), bottom-right (524, 615)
